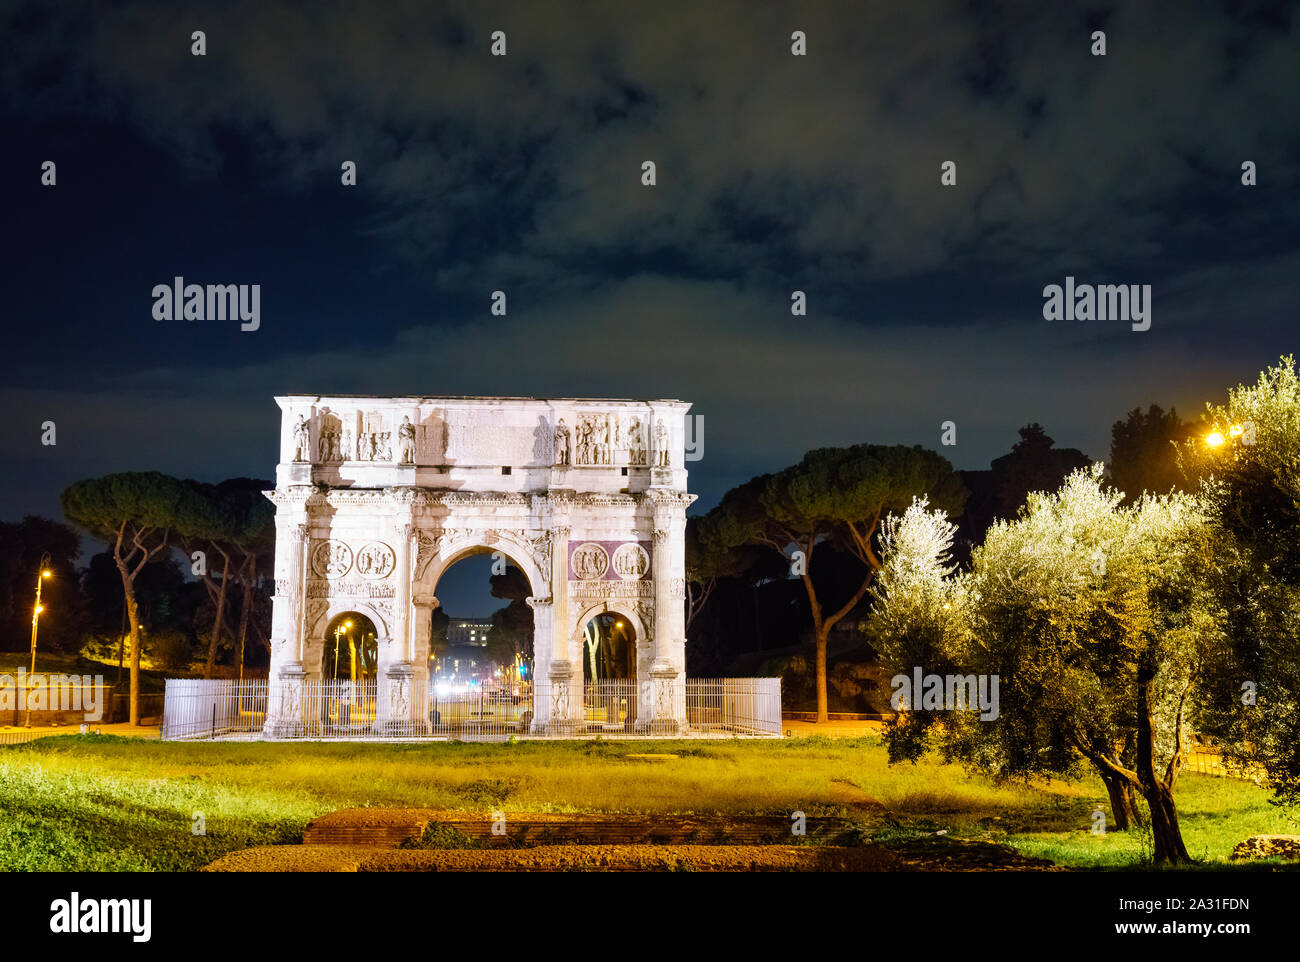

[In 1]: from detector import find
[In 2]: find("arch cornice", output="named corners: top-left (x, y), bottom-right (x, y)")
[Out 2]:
top-left (571, 599), bottom-right (650, 647)
top-left (413, 526), bottom-right (551, 602)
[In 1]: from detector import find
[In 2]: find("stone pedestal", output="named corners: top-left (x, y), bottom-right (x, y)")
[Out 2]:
top-left (541, 660), bottom-right (579, 735)
top-left (264, 662), bottom-right (307, 737)
top-left (373, 661), bottom-right (428, 736)
top-left (645, 662), bottom-right (682, 735)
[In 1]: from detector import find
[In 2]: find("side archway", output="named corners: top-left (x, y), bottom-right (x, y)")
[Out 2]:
top-left (572, 602), bottom-right (647, 732)
top-left (304, 600), bottom-right (393, 681)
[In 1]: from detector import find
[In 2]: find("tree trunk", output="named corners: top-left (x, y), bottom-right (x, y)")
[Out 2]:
top-left (205, 549), bottom-right (232, 678)
top-left (235, 555), bottom-right (255, 680)
top-left (117, 598), bottom-right (126, 686)
top-left (815, 631), bottom-right (829, 723)
top-left (796, 542), bottom-right (876, 727)
top-left (1099, 768), bottom-right (1139, 831)
top-left (114, 566), bottom-right (143, 727)
top-left (1136, 662), bottom-right (1191, 864)
top-left (1143, 780), bottom-right (1189, 864)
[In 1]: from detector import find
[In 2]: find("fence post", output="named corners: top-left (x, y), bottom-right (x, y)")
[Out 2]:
top-left (211, 703), bottom-right (216, 740)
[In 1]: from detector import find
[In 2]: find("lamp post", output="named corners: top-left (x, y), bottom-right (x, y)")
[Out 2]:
top-left (25, 554), bottom-right (53, 728)
top-left (331, 620), bottom-right (353, 682)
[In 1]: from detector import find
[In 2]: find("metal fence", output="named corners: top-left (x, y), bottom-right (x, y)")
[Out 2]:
top-left (688, 678), bottom-right (783, 735)
top-left (162, 676), bottom-right (781, 741)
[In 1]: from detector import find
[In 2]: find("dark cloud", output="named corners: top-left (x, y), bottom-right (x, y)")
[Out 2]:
top-left (1, 0), bottom-right (1296, 522)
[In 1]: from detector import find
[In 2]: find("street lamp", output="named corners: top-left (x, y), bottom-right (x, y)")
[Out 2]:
top-left (1206, 424), bottom-right (1245, 452)
top-left (332, 620), bottom-right (353, 681)
top-left (25, 553), bottom-right (52, 728)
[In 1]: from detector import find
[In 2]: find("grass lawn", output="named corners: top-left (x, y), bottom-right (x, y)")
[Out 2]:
top-left (1, 733), bottom-right (1296, 871)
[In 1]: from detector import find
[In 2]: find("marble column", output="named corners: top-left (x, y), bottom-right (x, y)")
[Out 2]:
top-left (265, 521), bottom-right (310, 737)
top-left (542, 523), bottom-right (575, 734)
top-left (647, 516), bottom-right (684, 734)
top-left (524, 596), bottom-right (552, 734)
top-left (376, 520), bottom-right (425, 735)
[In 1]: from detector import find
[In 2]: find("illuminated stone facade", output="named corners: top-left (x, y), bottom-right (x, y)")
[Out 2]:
top-left (263, 394), bottom-right (694, 736)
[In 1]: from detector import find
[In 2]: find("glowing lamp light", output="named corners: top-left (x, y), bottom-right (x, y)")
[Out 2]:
top-left (41, 570), bottom-right (51, 579)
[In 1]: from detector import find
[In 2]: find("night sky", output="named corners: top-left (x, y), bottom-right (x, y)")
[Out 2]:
top-left (3, 1), bottom-right (1297, 614)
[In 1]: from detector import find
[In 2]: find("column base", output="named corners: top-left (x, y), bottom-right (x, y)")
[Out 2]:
top-left (372, 661), bottom-right (428, 737)
top-left (263, 663), bottom-right (307, 738)
top-left (538, 719), bottom-right (581, 737)
top-left (645, 664), bottom-right (684, 736)
top-left (537, 662), bottom-right (579, 736)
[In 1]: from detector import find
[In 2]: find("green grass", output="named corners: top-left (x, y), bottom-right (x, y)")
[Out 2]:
top-left (1, 734), bottom-right (1295, 871)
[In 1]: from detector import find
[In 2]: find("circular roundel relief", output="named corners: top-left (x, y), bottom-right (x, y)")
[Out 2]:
top-left (611, 542), bottom-right (650, 580)
top-left (571, 542), bottom-right (610, 581)
top-left (311, 539), bottom-right (353, 579)
top-left (354, 541), bottom-right (396, 579)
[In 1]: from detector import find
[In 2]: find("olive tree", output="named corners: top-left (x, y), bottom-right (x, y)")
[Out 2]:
top-left (1187, 357), bottom-right (1300, 802)
top-left (872, 466), bottom-right (1214, 863)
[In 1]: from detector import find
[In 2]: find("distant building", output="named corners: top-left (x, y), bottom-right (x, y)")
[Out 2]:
top-left (430, 644), bottom-right (496, 683)
top-left (448, 619), bottom-right (493, 647)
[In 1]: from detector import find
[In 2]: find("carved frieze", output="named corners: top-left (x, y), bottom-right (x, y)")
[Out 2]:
top-left (371, 600), bottom-right (394, 625)
top-left (390, 674), bottom-right (410, 716)
top-left (654, 676), bottom-right (673, 715)
top-left (280, 678), bottom-right (302, 717)
top-left (635, 600), bottom-right (656, 637)
top-left (415, 530), bottom-right (438, 581)
top-left (611, 543), bottom-right (650, 580)
top-left (571, 543), bottom-right (610, 580)
top-left (355, 541), bottom-right (396, 579)
top-left (528, 531), bottom-right (553, 576)
top-left (311, 540), bottom-right (353, 578)
top-left (305, 599), bottom-right (329, 634)
top-left (570, 579), bottom-right (654, 600)
top-left (570, 412), bottom-right (651, 467)
top-left (306, 579), bottom-right (396, 599)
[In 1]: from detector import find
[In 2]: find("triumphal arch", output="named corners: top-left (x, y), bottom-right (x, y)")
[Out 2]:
top-left (262, 395), bottom-right (695, 736)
